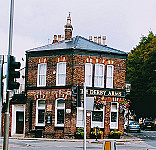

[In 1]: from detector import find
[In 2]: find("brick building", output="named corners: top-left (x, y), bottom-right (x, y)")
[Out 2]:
top-left (25, 14), bottom-right (127, 138)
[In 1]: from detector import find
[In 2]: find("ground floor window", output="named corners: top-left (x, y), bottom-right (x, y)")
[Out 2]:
top-left (91, 108), bottom-right (104, 128)
top-left (55, 99), bottom-right (65, 127)
top-left (36, 99), bottom-right (45, 126)
top-left (110, 102), bottom-right (119, 129)
top-left (76, 107), bottom-right (84, 127)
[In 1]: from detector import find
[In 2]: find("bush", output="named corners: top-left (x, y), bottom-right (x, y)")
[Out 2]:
top-left (109, 129), bottom-right (122, 139)
top-left (75, 127), bottom-right (84, 139)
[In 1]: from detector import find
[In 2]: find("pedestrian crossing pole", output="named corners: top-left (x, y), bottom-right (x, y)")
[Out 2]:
top-left (83, 83), bottom-right (86, 150)
top-left (3, 0), bottom-right (14, 149)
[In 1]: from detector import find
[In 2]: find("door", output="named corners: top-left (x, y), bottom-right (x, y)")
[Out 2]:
top-left (16, 112), bottom-right (24, 134)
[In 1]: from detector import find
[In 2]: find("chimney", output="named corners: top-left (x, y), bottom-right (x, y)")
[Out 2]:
top-left (65, 12), bottom-right (73, 40)
top-left (89, 36), bottom-right (92, 41)
top-left (98, 36), bottom-right (101, 44)
top-left (52, 35), bottom-right (58, 44)
top-left (58, 35), bottom-right (61, 42)
top-left (102, 36), bottom-right (106, 45)
top-left (94, 36), bottom-right (97, 43)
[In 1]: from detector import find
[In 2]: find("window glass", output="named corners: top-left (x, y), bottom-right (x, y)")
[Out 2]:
top-left (85, 63), bottom-right (92, 87)
top-left (111, 103), bottom-right (117, 111)
top-left (106, 65), bottom-right (114, 88)
top-left (57, 62), bottom-right (66, 86)
top-left (111, 112), bottom-right (117, 122)
top-left (92, 111), bottom-right (103, 122)
top-left (57, 109), bottom-right (64, 124)
top-left (38, 100), bottom-right (45, 107)
top-left (38, 110), bottom-right (45, 123)
top-left (94, 64), bottom-right (104, 87)
top-left (37, 63), bottom-right (47, 87)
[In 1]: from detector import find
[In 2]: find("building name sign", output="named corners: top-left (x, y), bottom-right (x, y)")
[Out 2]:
top-left (80, 88), bottom-right (125, 97)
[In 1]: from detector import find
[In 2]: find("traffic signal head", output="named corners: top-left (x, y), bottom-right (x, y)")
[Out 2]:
top-left (72, 86), bottom-right (81, 107)
top-left (8, 56), bottom-right (21, 90)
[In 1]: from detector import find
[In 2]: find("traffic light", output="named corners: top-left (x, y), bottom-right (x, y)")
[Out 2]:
top-left (8, 56), bottom-right (21, 90)
top-left (72, 86), bottom-right (81, 107)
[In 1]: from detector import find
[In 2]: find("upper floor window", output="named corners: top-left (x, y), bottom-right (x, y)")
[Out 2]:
top-left (85, 63), bottom-right (93, 87)
top-left (56, 62), bottom-right (66, 86)
top-left (94, 64), bottom-right (104, 88)
top-left (106, 65), bottom-right (114, 88)
top-left (36, 99), bottom-right (45, 126)
top-left (37, 63), bottom-right (47, 87)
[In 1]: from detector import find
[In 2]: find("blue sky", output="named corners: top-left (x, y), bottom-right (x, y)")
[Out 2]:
top-left (0, 0), bottom-right (156, 62)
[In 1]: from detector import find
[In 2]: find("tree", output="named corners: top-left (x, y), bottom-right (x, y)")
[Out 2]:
top-left (126, 32), bottom-right (156, 118)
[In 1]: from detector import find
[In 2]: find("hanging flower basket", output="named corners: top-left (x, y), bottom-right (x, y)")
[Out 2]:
top-left (94, 100), bottom-right (104, 110)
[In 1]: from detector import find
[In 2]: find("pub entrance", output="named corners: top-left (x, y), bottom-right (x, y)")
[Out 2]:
top-left (16, 111), bottom-right (24, 134)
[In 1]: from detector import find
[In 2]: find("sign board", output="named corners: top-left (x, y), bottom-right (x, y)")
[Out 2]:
top-left (86, 97), bottom-right (94, 111)
top-left (125, 83), bottom-right (131, 93)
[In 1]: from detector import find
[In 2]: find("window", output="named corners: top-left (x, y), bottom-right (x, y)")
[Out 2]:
top-left (36, 99), bottom-right (45, 126)
top-left (110, 102), bottom-right (118, 129)
top-left (92, 111), bottom-right (103, 122)
top-left (106, 65), bottom-right (114, 88)
top-left (94, 64), bottom-right (104, 87)
top-left (85, 63), bottom-right (93, 87)
top-left (55, 99), bottom-right (65, 127)
top-left (76, 107), bottom-right (84, 127)
top-left (56, 62), bottom-right (66, 86)
top-left (37, 63), bottom-right (47, 87)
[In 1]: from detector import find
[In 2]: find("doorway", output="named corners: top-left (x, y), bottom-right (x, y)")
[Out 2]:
top-left (16, 112), bottom-right (24, 134)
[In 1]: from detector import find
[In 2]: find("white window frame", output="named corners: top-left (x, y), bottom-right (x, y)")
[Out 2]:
top-left (106, 65), bottom-right (114, 88)
top-left (85, 63), bottom-right (93, 87)
top-left (76, 107), bottom-right (84, 127)
top-left (56, 62), bottom-right (66, 86)
top-left (55, 98), bottom-right (65, 127)
top-left (94, 64), bottom-right (105, 88)
top-left (110, 102), bottom-right (119, 129)
top-left (36, 99), bottom-right (45, 126)
top-left (37, 63), bottom-right (47, 87)
top-left (91, 107), bottom-right (105, 128)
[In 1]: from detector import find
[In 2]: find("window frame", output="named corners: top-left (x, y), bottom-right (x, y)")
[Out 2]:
top-left (56, 62), bottom-right (66, 86)
top-left (37, 63), bottom-right (47, 87)
top-left (106, 65), bottom-right (114, 88)
top-left (110, 102), bottom-right (119, 129)
top-left (94, 63), bottom-right (105, 88)
top-left (85, 63), bottom-right (93, 87)
top-left (55, 98), bottom-right (65, 127)
top-left (36, 99), bottom-right (46, 126)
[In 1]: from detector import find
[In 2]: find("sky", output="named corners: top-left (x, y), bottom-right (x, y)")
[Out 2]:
top-left (0, 0), bottom-right (156, 63)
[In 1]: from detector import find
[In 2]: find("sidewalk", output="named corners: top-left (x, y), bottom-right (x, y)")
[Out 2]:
top-left (8, 133), bottom-right (144, 145)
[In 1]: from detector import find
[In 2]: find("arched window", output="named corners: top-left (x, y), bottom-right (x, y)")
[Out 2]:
top-left (36, 99), bottom-right (45, 126)
top-left (55, 98), bottom-right (65, 127)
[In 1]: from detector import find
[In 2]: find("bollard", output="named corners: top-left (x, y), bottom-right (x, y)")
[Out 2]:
top-left (102, 140), bottom-right (116, 150)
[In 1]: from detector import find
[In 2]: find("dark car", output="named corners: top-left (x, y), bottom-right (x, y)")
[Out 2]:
top-left (127, 121), bottom-right (141, 133)
top-left (143, 120), bottom-right (155, 130)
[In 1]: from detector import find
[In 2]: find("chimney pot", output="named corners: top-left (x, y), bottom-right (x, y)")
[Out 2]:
top-left (94, 36), bottom-right (97, 43)
top-left (98, 36), bottom-right (101, 45)
top-left (58, 35), bottom-right (61, 42)
top-left (52, 35), bottom-right (58, 44)
top-left (102, 36), bottom-right (106, 45)
top-left (89, 36), bottom-right (92, 41)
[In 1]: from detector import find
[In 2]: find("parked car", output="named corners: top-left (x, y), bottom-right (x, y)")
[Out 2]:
top-left (127, 121), bottom-right (141, 133)
top-left (143, 119), bottom-right (155, 130)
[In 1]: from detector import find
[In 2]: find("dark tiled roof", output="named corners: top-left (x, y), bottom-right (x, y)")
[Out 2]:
top-left (26, 36), bottom-right (127, 55)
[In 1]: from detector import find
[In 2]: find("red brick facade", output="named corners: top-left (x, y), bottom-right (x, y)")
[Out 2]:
top-left (25, 53), bottom-right (126, 139)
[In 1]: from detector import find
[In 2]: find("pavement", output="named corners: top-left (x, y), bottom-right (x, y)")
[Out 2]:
top-left (7, 133), bottom-right (144, 145)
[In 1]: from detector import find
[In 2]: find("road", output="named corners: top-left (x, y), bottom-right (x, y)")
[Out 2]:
top-left (0, 131), bottom-right (156, 150)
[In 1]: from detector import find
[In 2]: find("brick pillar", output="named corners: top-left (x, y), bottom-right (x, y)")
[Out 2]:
top-left (104, 102), bottom-right (111, 137)
top-left (86, 111), bottom-right (91, 138)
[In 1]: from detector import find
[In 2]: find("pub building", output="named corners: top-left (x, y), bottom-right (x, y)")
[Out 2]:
top-left (25, 14), bottom-right (127, 138)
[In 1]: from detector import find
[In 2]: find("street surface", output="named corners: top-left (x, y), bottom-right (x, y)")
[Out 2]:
top-left (0, 131), bottom-right (156, 150)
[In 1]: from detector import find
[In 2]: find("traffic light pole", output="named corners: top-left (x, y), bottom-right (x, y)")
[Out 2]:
top-left (3, 0), bottom-right (14, 149)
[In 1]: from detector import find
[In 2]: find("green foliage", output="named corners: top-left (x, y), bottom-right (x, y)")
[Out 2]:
top-left (91, 126), bottom-right (103, 135)
top-left (126, 31), bottom-right (156, 118)
top-left (109, 129), bottom-right (122, 139)
top-left (76, 127), bottom-right (84, 137)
